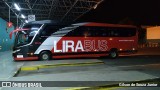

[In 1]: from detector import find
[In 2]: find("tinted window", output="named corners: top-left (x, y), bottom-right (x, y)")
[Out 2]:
top-left (66, 27), bottom-right (90, 37)
top-left (41, 25), bottom-right (60, 37)
top-left (14, 24), bottom-right (41, 47)
top-left (65, 26), bottom-right (136, 37)
top-left (105, 27), bottom-right (136, 37)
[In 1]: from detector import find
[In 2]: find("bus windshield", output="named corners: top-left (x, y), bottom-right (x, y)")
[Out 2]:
top-left (14, 24), bottom-right (42, 47)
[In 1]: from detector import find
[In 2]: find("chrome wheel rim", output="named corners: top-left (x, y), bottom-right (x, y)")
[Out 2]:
top-left (111, 52), bottom-right (116, 58)
top-left (42, 54), bottom-right (49, 60)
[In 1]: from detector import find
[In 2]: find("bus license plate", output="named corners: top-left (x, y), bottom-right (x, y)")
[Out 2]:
top-left (17, 55), bottom-right (23, 58)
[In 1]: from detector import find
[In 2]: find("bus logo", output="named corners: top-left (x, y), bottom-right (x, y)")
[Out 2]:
top-left (53, 40), bottom-right (108, 52)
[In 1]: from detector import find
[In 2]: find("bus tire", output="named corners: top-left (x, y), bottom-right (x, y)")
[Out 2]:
top-left (109, 49), bottom-right (118, 59)
top-left (39, 51), bottom-right (51, 61)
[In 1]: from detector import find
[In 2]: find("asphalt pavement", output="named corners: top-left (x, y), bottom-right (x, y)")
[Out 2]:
top-left (0, 47), bottom-right (160, 90)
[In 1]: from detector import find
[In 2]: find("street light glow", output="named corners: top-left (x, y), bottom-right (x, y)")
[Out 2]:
top-left (14, 3), bottom-right (21, 11)
top-left (21, 14), bottom-right (26, 19)
top-left (25, 20), bottom-right (28, 23)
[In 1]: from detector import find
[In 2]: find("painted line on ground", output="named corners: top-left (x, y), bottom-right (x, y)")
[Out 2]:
top-left (13, 61), bottom-right (104, 77)
top-left (0, 62), bottom-right (25, 79)
top-left (12, 63), bottom-right (24, 77)
top-left (20, 61), bottom-right (104, 71)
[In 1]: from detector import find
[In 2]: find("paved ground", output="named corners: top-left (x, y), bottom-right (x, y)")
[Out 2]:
top-left (0, 48), bottom-right (160, 90)
top-left (0, 51), bottom-right (24, 80)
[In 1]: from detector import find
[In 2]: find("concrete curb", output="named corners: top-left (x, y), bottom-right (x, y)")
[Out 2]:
top-left (13, 61), bottom-right (104, 77)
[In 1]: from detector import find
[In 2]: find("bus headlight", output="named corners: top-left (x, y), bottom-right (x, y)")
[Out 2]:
top-left (27, 53), bottom-right (34, 56)
top-left (30, 53), bottom-right (34, 55)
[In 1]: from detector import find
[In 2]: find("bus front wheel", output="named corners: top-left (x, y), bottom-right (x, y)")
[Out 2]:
top-left (39, 51), bottom-right (51, 61)
top-left (109, 49), bottom-right (118, 59)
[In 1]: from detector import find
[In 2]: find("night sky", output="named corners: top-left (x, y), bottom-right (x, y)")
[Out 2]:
top-left (77, 0), bottom-right (160, 25)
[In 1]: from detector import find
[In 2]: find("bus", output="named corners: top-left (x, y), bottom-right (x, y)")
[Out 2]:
top-left (11, 20), bottom-right (138, 61)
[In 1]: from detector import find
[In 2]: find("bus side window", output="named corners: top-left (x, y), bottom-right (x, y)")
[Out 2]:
top-left (100, 27), bottom-right (107, 37)
top-left (128, 28), bottom-right (136, 36)
top-left (41, 31), bottom-right (46, 36)
top-left (118, 28), bottom-right (136, 37)
top-left (41, 26), bottom-right (58, 37)
top-left (94, 30), bottom-right (100, 37)
top-left (66, 27), bottom-right (80, 37)
top-left (83, 27), bottom-right (96, 37)
top-left (66, 26), bottom-right (90, 37)
top-left (108, 28), bottom-right (119, 37)
top-left (107, 28), bottom-right (112, 37)
top-left (83, 27), bottom-right (91, 37)
top-left (114, 31), bottom-right (119, 36)
top-left (87, 26), bottom-right (103, 37)
top-left (41, 26), bottom-right (50, 36)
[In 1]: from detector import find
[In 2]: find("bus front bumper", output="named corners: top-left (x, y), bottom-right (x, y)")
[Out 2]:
top-left (13, 57), bottom-right (39, 61)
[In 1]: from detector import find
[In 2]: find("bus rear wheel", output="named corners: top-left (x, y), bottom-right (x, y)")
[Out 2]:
top-left (109, 49), bottom-right (118, 59)
top-left (39, 51), bottom-right (51, 61)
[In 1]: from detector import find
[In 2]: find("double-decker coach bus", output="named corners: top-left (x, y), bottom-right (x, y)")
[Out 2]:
top-left (11, 20), bottom-right (138, 61)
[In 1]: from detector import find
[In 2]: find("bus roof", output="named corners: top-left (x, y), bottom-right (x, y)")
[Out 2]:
top-left (72, 22), bottom-right (137, 28)
top-left (24, 20), bottom-right (66, 26)
top-left (24, 20), bottom-right (136, 28)
top-left (27, 20), bottom-right (57, 24)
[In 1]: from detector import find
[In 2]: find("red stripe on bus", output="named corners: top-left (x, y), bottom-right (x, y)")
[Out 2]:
top-left (52, 54), bottom-right (107, 58)
top-left (14, 57), bottom-right (38, 61)
top-left (84, 22), bottom-right (136, 28)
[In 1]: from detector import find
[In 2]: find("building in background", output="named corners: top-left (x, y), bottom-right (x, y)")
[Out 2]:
top-left (139, 26), bottom-right (160, 48)
top-left (146, 26), bottom-right (160, 43)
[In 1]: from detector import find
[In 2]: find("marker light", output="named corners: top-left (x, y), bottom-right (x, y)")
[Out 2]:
top-left (109, 38), bottom-right (113, 40)
top-left (14, 3), bottom-right (21, 11)
top-left (132, 48), bottom-right (135, 50)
